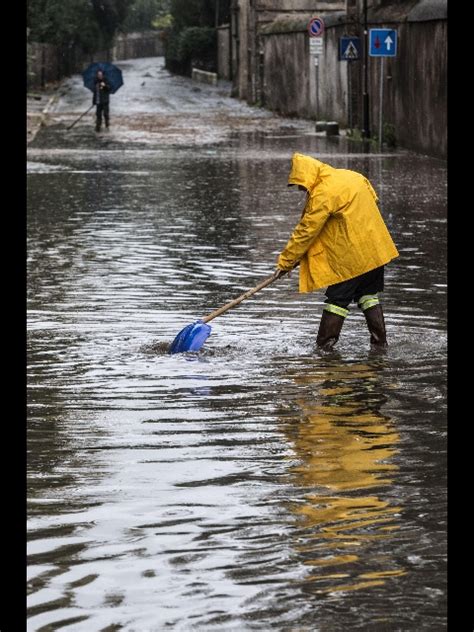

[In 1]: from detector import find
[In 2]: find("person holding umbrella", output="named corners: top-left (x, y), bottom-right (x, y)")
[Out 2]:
top-left (75, 62), bottom-right (123, 133)
top-left (93, 69), bottom-right (111, 132)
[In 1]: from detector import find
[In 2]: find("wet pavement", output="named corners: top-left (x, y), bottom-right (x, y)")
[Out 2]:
top-left (27, 57), bottom-right (447, 630)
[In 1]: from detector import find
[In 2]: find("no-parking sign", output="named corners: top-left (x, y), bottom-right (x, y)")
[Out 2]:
top-left (308, 16), bottom-right (325, 37)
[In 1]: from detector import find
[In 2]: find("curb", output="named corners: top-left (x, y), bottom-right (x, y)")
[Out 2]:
top-left (192, 67), bottom-right (218, 86)
top-left (42, 94), bottom-right (58, 117)
top-left (27, 93), bottom-right (59, 145)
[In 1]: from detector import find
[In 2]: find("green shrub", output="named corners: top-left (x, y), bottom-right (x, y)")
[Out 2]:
top-left (165, 25), bottom-right (216, 75)
top-left (383, 123), bottom-right (397, 148)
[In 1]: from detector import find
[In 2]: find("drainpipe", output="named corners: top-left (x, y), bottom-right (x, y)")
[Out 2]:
top-left (362, 0), bottom-right (370, 137)
top-left (228, 21), bottom-right (233, 81)
top-left (231, 0), bottom-right (240, 96)
top-left (41, 45), bottom-right (46, 89)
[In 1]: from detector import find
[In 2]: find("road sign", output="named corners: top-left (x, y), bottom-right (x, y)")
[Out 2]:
top-left (308, 17), bottom-right (324, 37)
top-left (309, 38), bottom-right (323, 55)
top-left (339, 36), bottom-right (361, 61)
top-left (369, 29), bottom-right (397, 57)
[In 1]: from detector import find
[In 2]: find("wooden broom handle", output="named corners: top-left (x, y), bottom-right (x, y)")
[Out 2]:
top-left (202, 270), bottom-right (284, 324)
top-left (67, 104), bottom-right (95, 130)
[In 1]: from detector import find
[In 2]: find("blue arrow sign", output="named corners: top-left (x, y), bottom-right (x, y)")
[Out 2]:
top-left (369, 29), bottom-right (397, 56)
top-left (339, 36), bottom-right (361, 61)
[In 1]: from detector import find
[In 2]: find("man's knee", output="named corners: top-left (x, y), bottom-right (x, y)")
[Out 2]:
top-left (357, 294), bottom-right (380, 311)
top-left (324, 297), bottom-right (351, 310)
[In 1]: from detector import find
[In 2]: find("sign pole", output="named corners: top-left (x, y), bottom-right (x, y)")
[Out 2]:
top-left (379, 56), bottom-right (384, 151)
top-left (308, 17), bottom-right (324, 122)
top-left (338, 36), bottom-right (361, 133)
top-left (315, 56), bottom-right (319, 120)
top-left (369, 27), bottom-right (397, 149)
top-left (348, 63), bottom-right (352, 131)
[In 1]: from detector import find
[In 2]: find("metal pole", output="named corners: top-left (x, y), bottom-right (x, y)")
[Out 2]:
top-left (228, 18), bottom-right (232, 80)
top-left (379, 56), bottom-right (384, 151)
top-left (380, 157), bottom-right (384, 207)
top-left (362, 0), bottom-right (370, 137)
top-left (41, 46), bottom-right (46, 89)
top-left (315, 56), bottom-right (319, 121)
top-left (348, 62), bottom-right (352, 131)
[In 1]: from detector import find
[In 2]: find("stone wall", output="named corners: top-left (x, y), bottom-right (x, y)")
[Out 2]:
top-left (230, 0), bottom-right (345, 102)
top-left (27, 31), bottom-right (164, 91)
top-left (367, 16), bottom-right (447, 157)
top-left (113, 30), bottom-right (164, 60)
top-left (256, 1), bottom-right (446, 158)
top-left (261, 13), bottom-right (349, 122)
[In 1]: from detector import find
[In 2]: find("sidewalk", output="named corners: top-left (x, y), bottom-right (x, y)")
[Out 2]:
top-left (27, 83), bottom-right (62, 144)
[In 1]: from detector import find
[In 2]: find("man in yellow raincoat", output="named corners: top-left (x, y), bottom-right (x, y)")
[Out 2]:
top-left (277, 153), bottom-right (399, 349)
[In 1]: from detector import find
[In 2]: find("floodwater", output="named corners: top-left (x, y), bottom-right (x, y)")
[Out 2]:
top-left (27, 58), bottom-right (447, 631)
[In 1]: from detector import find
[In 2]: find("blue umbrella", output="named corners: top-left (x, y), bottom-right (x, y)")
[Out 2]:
top-left (82, 62), bottom-right (123, 94)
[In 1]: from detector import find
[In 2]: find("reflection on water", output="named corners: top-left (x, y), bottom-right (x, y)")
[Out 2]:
top-left (283, 359), bottom-right (405, 596)
top-left (27, 58), bottom-right (446, 630)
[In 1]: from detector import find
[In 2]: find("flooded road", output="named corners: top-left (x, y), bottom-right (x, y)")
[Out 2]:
top-left (27, 57), bottom-right (447, 630)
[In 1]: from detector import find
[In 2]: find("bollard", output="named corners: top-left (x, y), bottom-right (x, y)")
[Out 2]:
top-left (192, 68), bottom-right (218, 86)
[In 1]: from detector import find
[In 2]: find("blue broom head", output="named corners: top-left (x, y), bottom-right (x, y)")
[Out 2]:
top-left (168, 320), bottom-right (212, 354)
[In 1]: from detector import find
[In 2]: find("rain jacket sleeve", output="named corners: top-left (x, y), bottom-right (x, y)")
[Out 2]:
top-left (277, 190), bottom-right (331, 271)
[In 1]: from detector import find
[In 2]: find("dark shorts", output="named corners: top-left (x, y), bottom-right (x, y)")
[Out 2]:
top-left (324, 266), bottom-right (384, 309)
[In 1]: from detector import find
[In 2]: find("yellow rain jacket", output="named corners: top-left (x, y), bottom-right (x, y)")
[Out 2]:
top-left (277, 153), bottom-right (399, 292)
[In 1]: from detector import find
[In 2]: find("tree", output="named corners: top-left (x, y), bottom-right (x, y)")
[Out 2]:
top-left (122, 0), bottom-right (171, 32)
top-left (27, 0), bottom-right (135, 51)
top-left (164, 0), bottom-right (230, 75)
top-left (28, 0), bottom-right (98, 49)
top-left (170, 0), bottom-right (230, 29)
top-left (91, 0), bottom-right (135, 44)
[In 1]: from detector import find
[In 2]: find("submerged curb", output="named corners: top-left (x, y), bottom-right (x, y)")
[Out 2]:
top-left (27, 92), bottom-right (59, 145)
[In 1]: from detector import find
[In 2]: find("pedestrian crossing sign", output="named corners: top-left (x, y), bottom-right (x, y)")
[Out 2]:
top-left (339, 36), bottom-right (361, 61)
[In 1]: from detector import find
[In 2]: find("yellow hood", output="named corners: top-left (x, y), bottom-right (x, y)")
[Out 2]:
top-left (288, 152), bottom-right (333, 191)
